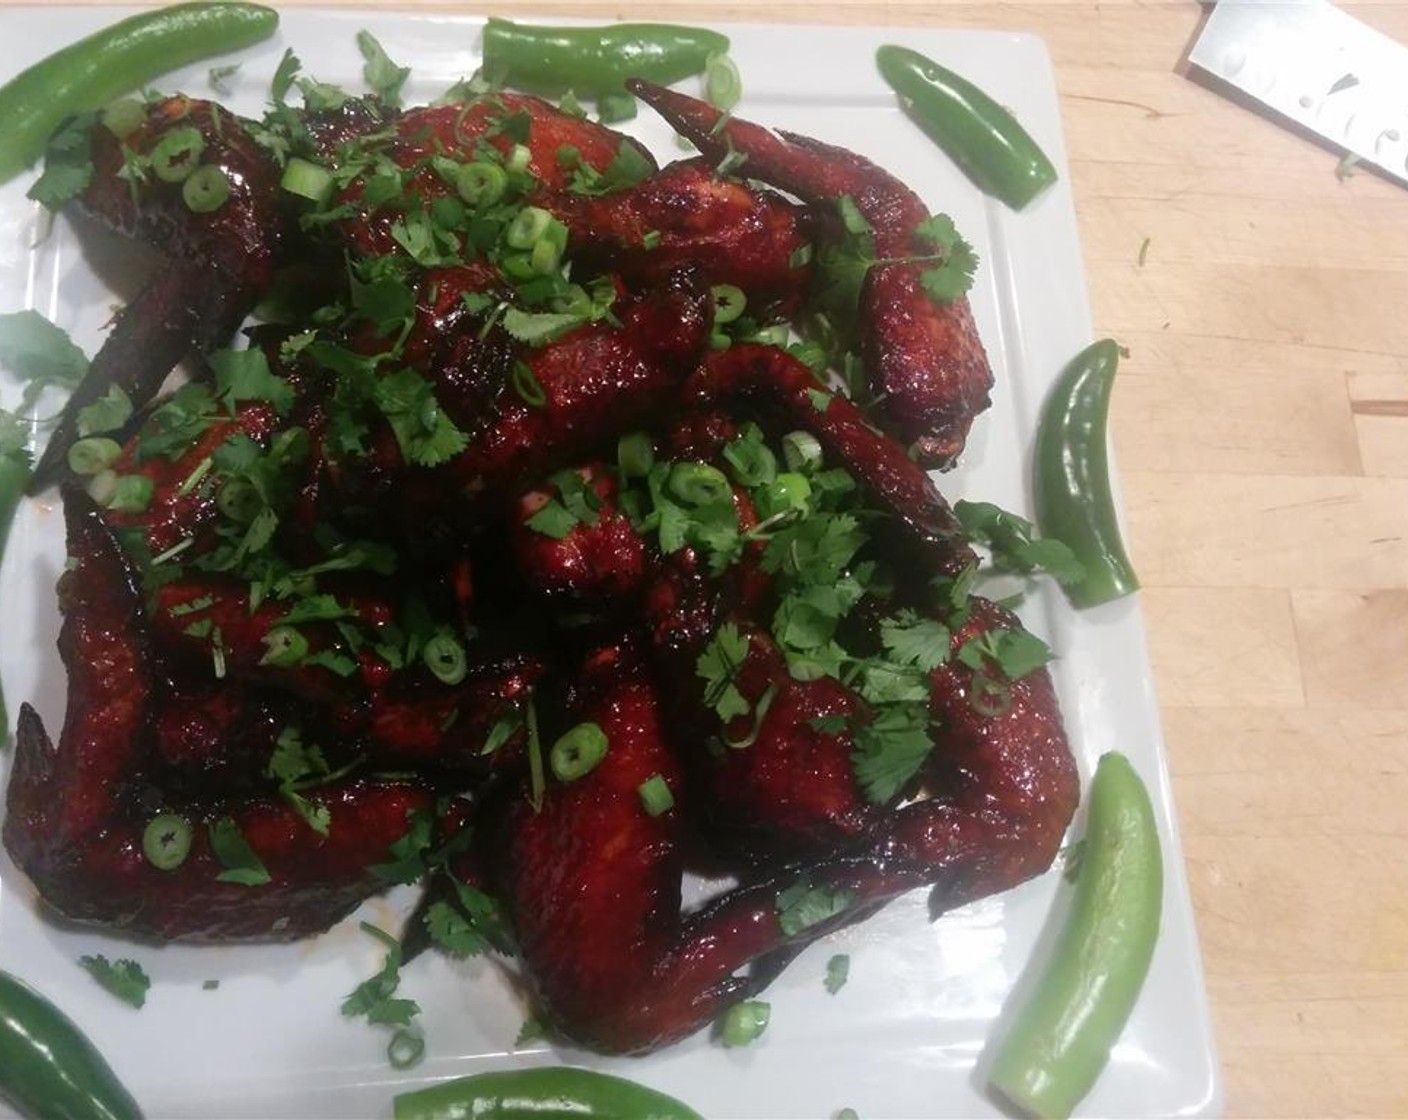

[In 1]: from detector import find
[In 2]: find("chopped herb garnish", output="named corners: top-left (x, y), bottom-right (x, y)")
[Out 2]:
top-left (79, 955), bottom-right (151, 1009)
top-left (825, 953), bottom-right (850, 994)
top-left (208, 816), bottom-right (272, 886)
top-left (776, 880), bottom-right (855, 937)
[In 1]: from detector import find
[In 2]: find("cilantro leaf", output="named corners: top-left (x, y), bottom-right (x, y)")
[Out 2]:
top-left (851, 703), bottom-right (933, 804)
top-left (957, 627), bottom-right (1053, 680)
top-left (914, 213), bottom-right (979, 303)
top-left (501, 309), bottom-right (582, 346)
top-left (357, 31), bottom-right (411, 107)
top-left (879, 610), bottom-right (950, 672)
top-left (26, 113), bottom-right (97, 210)
top-left (0, 310), bottom-right (89, 395)
top-left (75, 384), bottom-right (133, 438)
top-left (697, 623), bottom-right (751, 723)
top-left (373, 369), bottom-right (468, 467)
top-left (210, 348), bottom-right (295, 415)
top-left (265, 727), bottom-right (335, 836)
top-left (953, 500), bottom-right (1084, 585)
top-left (371, 809), bottom-right (435, 884)
top-left (208, 817), bottom-right (272, 886)
top-left (525, 500), bottom-right (577, 539)
top-left (425, 878), bottom-right (516, 958)
top-left (825, 953), bottom-right (850, 995)
top-left (342, 922), bottom-right (420, 1026)
top-left (79, 955), bottom-right (151, 1009)
top-left (776, 880), bottom-right (855, 937)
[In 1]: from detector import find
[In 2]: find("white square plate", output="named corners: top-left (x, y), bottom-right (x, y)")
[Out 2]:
top-left (0, 9), bottom-right (1221, 1118)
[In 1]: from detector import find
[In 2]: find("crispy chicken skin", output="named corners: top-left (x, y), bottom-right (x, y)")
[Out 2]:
top-left (630, 79), bottom-right (994, 466)
top-left (4, 495), bottom-right (434, 941)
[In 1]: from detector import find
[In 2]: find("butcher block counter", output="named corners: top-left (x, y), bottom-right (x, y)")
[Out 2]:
top-left (9, 1), bottom-right (1408, 1116)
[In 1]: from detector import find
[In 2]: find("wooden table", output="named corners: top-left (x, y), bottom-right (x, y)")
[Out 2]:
top-left (16, 1), bottom-right (1408, 1115)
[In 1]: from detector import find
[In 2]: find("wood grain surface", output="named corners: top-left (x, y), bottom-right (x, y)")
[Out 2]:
top-left (10, 1), bottom-right (1408, 1116)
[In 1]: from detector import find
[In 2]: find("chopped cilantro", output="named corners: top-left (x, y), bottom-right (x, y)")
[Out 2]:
top-left (357, 31), bottom-right (410, 107)
top-left (342, 922), bottom-right (420, 1027)
top-left (210, 347), bottom-right (295, 415)
top-left (373, 369), bottom-right (469, 467)
top-left (776, 880), bottom-right (855, 937)
top-left (878, 610), bottom-right (950, 672)
top-left (851, 703), bottom-right (933, 804)
top-left (825, 953), bottom-right (850, 994)
top-left (26, 113), bottom-right (97, 210)
top-left (424, 877), bottom-right (516, 957)
top-left (956, 627), bottom-right (1053, 681)
top-left (0, 310), bottom-right (90, 405)
top-left (208, 817), bottom-right (272, 886)
top-left (75, 384), bottom-right (133, 438)
top-left (954, 500), bottom-right (1084, 585)
top-left (79, 955), bottom-right (150, 1009)
top-left (696, 623), bottom-right (751, 723)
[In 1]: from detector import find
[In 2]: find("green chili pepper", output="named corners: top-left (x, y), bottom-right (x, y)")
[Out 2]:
top-left (392, 1066), bottom-right (705, 1120)
top-left (0, 969), bottom-right (144, 1120)
top-left (987, 752), bottom-right (1163, 1119)
top-left (481, 18), bottom-right (730, 99)
top-left (1033, 338), bottom-right (1139, 609)
top-left (0, 2), bottom-right (279, 185)
top-left (875, 44), bottom-right (1057, 211)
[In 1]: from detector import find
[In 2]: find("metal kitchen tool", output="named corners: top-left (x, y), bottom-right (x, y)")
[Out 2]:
top-left (1188, 0), bottom-right (1408, 186)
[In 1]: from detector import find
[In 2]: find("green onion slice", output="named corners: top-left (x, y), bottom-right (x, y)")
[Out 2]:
top-left (142, 813), bottom-right (193, 871)
top-left (67, 437), bottom-right (122, 477)
top-left (638, 773), bottom-right (675, 817)
top-left (456, 161), bottom-right (507, 207)
top-left (182, 165), bottom-right (230, 213)
top-left (387, 1029), bottom-right (425, 1070)
top-left (216, 476), bottom-right (263, 523)
top-left (758, 472), bottom-right (812, 520)
top-left (550, 721), bottom-right (609, 782)
top-left (423, 633), bottom-right (468, 686)
top-left (511, 362), bottom-right (547, 409)
top-left (616, 432), bottom-right (655, 480)
top-left (781, 430), bottom-right (823, 473)
top-left (281, 157), bottom-right (333, 204)
top-left (720, 1000), bottom-right (770, 1047)
top-left (506, 205), bottom-right (552, 250)
top-left (151, 126), bottom-right (205, 182)
top-left (668, 462), bottom-right (731, 507)
top-left (705, 54), bottom-right (743, 113)
top-left (710, 283), bottom-right (746, 324)
top-left (260, 626), bottom-right (309, 668)
top-left (102, 98), bottom-right (146, 141)
top-left (105, 474), bottom-right (154, 513)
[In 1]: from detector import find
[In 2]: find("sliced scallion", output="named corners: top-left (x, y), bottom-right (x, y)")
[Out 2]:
top-left (183, 165), bottom-right (230, 213)
top-left (720, 1000), bottom-right (770, 1047)
top-left (101, 97), bottom-right (146, 141)
top-left (423, 633), bottom-right (467, 686)
top-left (638, 774), bottom-right (675, 817)
top-left (616, 432), bottom-right (654, 480)
top-left (456, 161), bottom-right (507, 207)
top-left (66, 437), bottom-right (122, 477)
top-left (150, 126), bottom-right (205, 182)
top-left (550, 721), bottom-right (609, 782)
top-left (781, 430), bottom-right (823, 473)
top-left (142, 813), bottom-right (193, 871)
top-left (281, 157), bottom-right (334, 204)
top-left (705, 54), bottom-right (743, 113)
top-left (668, 462), bottom-right (731, 507)
top-left (711, 283), bottom-right (746, 324)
